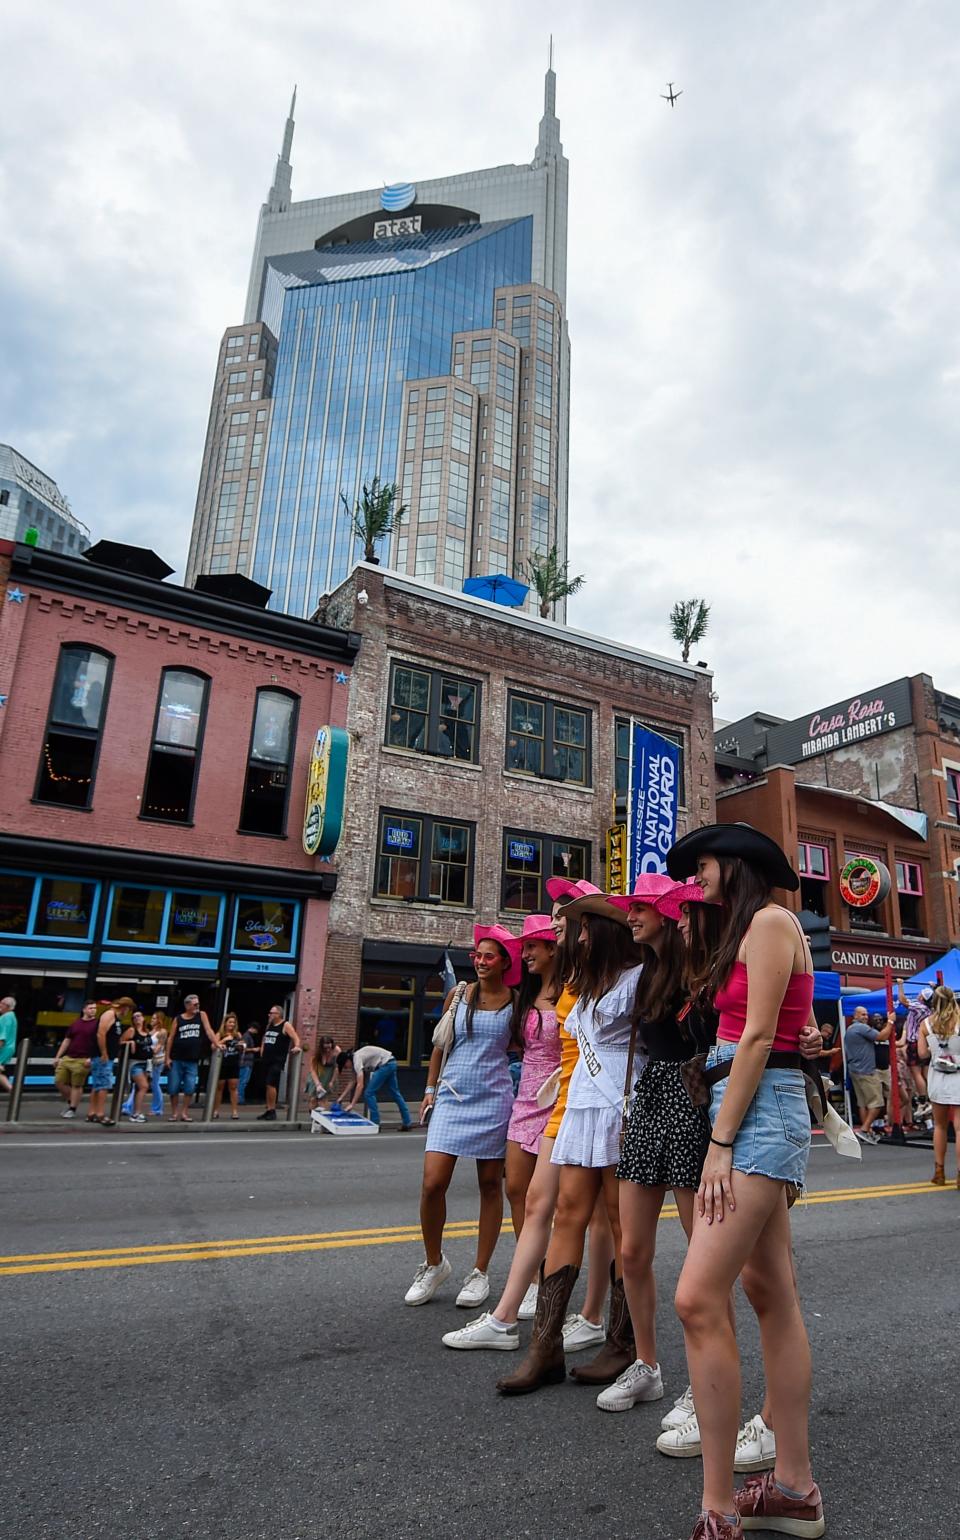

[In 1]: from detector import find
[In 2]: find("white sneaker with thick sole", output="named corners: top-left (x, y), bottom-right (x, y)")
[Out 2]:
top-left (733, 1413), bottom-right (776, 1473)
top-left (562, 1312), bottom-right (606, 1352)
top-left (661, 1382), bottom-right (695, 1431)
top-left (455, 1268), bottom-right (490, 1308)
top-left (656, 1414), bottom-right (702, 1458)
top-left (441, 1312), bottom-right (519, 1351)
top-left (517, 1283), bottom-right (538, 1321)
top-left (404, 1254), bottom-right (452, 1306)
top-left (596, 1359), bottom-right (664, 1413)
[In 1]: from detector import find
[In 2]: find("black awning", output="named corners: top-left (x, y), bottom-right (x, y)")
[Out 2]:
top-left (361, 939), bottom-right (472, 971)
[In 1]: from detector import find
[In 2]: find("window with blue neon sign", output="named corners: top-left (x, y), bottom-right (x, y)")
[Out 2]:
top-left (231, 896), bottom-right (300, 958)
top-left (104, 883), bottom-right (225, 951)
top-left (0, 870), bottom-right (100, 942)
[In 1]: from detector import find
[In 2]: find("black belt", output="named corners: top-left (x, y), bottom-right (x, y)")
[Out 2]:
top-left (704, 1050), bottom-right (802, 1089)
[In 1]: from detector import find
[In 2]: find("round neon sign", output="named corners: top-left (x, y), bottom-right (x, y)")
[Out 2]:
top-left (839, 856), bottom-right (891, 909)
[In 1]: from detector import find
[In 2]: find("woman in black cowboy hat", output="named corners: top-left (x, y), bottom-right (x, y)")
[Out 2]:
top-left (664, 823), bottom-right (825, 1540)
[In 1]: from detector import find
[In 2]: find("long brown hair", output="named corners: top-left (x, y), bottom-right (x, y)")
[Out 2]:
top-left (633, 921), bottom-right (688, 1032)
top-left (554, 896), bottom-right (585, 994)
top-left (927, 985), bottom-right (959, 1041)
top-left (686, 856), bottom-right (772, 1002)
top-left (510, 942), bottom-right (559, 1045)
top-left (576, 913), bottom-right (641, 1006)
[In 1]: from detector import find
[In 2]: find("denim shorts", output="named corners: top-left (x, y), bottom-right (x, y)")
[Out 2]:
top-left (707, 1042), bottom-right (810, 1188)
top-left (88, 1057), bottom-right (115, 1092)
top-left (167, 1060), bottom-right (199, 1098)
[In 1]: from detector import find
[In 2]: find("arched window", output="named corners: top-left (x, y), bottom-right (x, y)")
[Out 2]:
top-left (239, 689), bottom-right (298, 837)
top-left (35, 645), bottom-right (114, 808)
top-left (141, 669), bottom-right (210, 823)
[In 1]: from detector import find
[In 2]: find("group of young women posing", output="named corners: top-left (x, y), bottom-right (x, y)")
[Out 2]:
top-left (406, 822), bottom-right (828, 1540)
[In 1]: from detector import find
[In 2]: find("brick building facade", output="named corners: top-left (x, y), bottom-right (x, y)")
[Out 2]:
top-left (314, 564), bottom-right (715, 1089)
top-left (716, 673), bottom-right (960, 988)
top-left (0, 538), bottom-right (357, 1075)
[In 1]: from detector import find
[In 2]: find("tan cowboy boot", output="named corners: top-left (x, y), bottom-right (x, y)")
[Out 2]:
top-left (496, 1263), bottom-right (579, 1396)
top-left (569, 1263), bottom-right (636, 1385)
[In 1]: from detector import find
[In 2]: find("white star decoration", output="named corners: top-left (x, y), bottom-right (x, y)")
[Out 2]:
top-left (7, 587), bottom-right (25, 603)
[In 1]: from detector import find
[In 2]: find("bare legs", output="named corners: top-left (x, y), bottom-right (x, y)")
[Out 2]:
top-left (582, 1197), bottom-right (615, 1322)
top-left (544, 1165), bottom-right (621, 1275)
top-left (418, 1152), bottom-right (506, 1272)
top-left (619, 1184), bottom-right (695, 1366)
top-left (475, 1158), bottom-right (506, 1272)
top-left (504, 1141), bottom-right (538, 1238)
top-left (675, 1176), bottom-right (814, 1517)
top-left (932, 1103), bottom-right (960, 1172)
top-left (493, 1140), bottom-right (560, 1321)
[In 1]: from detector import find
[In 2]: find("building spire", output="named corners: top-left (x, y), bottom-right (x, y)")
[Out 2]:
top-left (267, 86), bottom-right (296, 213)
top-left (535, 45), bottom-right (561, 163)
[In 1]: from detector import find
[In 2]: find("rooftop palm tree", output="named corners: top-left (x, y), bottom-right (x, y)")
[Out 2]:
top-left (525, 545), bottom-right (585, 619)
top-left (340, 477), bottom-right (407, 565)
top-left (669, 597), bottom-right (711, 662)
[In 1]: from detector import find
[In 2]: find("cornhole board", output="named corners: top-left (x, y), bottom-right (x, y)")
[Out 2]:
top-left (311, 1106), bottom-right (379, 1136)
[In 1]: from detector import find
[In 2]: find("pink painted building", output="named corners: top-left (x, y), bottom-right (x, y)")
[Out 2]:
top-left (0, 537), bottom-right (357, 1075)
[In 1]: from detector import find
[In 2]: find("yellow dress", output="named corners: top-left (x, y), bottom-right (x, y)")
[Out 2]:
top-left (543, 985), bottom-right (579, 1140)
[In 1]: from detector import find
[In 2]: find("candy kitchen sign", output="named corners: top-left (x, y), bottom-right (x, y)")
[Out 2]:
top-left (764, 678), bottom-right (913, 765)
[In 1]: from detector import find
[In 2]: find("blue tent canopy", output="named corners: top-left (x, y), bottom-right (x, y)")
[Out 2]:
top-left (813, 971), bottom-right (841, 1001)
top-left (841, 945), bottom-right (960, 1015)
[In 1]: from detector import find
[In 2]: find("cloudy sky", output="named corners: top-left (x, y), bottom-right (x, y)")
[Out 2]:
top-left (3, 0), bottom-right (959, 719)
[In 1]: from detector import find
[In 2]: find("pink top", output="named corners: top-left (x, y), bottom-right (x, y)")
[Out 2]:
top-left (715, 962), bottom-right (814, 1053)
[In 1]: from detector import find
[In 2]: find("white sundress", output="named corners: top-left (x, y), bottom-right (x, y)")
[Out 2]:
top-left (551, 965), bottom-right (643, 1169)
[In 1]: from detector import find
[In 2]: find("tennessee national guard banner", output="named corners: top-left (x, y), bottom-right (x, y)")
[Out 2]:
top-left (629, 725), bottom-right (681, 882)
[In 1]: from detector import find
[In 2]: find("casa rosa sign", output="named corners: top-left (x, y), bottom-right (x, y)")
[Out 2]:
top-left (763, 678), bottom-right (913, 765)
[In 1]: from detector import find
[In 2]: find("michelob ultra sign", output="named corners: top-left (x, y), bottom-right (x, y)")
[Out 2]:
top-left (302, 726), bottom-right (350, 857)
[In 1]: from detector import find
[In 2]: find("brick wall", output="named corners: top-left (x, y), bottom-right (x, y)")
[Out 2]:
top-left (317, 565), bottom-right (715, 1047)
top-left (0, 582), bottom-right (344, 874)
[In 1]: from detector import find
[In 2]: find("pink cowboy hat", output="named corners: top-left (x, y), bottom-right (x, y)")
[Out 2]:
top-left (608, 873), bottom-right (710, 921)
top-left (473, 923), bottom-right (523, 987)
top-left (519, 914), bottom-right (557, 944)
top-left (545, 876), bottom-right (603, 903)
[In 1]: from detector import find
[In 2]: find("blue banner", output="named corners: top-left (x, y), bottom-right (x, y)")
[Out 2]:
top-left (629, 725), bottom-right (681, 882)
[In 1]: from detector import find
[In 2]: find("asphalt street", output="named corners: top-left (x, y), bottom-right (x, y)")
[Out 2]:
top-left (3, 1130), bottom-right (957, 1540)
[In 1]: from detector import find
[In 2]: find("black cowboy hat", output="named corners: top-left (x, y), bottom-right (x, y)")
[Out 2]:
top-left (666, 822), bottom-right (800, 892)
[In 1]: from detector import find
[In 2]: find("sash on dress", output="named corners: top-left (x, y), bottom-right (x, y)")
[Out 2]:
top-left (571, 1002), bottom-right (632, 1112)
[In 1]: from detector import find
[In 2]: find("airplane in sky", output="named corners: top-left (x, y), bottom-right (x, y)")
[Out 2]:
top-left (661, 82), bottom-right (682, 107)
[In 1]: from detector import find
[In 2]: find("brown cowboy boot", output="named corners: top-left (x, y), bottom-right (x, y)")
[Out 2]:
top-left (496, 1263), bottom-right (579, 1396)
top-left (931, 1163), bottom-right (945, 1186)
top-left (569, 1263), bottom-right (635, 1385)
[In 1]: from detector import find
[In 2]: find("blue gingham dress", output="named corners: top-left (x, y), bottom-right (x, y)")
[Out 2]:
top-left (425, 996), bottom-right (514, 1159)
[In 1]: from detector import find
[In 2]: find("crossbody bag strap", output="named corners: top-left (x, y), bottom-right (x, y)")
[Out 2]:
top-left (621, 1020), bottom-right (638, 1134)
top-left (437, 981), bottom-right (469, 1088)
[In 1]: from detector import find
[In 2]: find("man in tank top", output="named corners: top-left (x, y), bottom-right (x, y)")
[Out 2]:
top-left (165, 995), bottom-right (219, 1122)
top-left (257, 1005), bottom-right (301, 1121)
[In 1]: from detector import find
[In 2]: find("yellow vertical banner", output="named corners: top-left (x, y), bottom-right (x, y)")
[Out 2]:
top-left (606, 823), bottom-right (627, 895)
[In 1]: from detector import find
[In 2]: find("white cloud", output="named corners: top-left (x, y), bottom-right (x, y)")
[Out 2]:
top-left (2, 0), bottom-right (959, 719)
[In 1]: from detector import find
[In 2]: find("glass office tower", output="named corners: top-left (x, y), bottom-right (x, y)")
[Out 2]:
top-left (186, 64), bottom-right (569, 616)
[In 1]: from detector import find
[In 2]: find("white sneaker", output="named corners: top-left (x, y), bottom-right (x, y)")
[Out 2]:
top-left (441, 1312), bottom-right (519, 1351)
top-left (661, 1382), bottom-right (695, 1431)
top-left (455, 1268), bottom-right (490, 1308)
top-left (60, 1108), bottom-right (76, 1119)
top-left (734, 1412), bottom-right (776, 1473)
top-left (517, 1282), bottom-right (538, 1321)
top-left (656, 1413), bottom-right (701, 1458)
top-left (562, 1312), bottom-right (606, 1352)
top-left (404, 1254), bottom-right (452, 1306)
top-left (596, 1359), bottom-right (664, 1413)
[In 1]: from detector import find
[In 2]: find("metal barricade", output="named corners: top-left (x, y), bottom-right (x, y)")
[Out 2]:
top-left (203, 1051), bottom-right (223, 1123)
top-left (107, 1042), bottom-right (132, 1126)
top-left (5, 1037), bottom-right (31, 1123)
top-left (285, 1049), bottom-right (303, 1124)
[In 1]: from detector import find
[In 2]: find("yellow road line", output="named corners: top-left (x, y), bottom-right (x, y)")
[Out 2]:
top-left (0, 1180), bottom-right (948, 1279)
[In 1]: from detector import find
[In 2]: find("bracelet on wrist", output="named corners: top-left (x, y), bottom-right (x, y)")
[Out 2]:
top-left (425, 1086), bottom-right (436, 1095)
top-left (710, 1135), bottom-right (735, 1149)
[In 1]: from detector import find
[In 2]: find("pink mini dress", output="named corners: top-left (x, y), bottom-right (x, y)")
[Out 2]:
top-left (507, 1007), bottom-right (561, 1154)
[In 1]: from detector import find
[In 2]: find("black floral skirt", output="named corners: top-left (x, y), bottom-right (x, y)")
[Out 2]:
top-left (617, 1058), bottom-right (710, 1189)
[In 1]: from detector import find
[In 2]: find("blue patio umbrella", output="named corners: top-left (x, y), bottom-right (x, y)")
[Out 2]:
top-left (463, 573), bottom-right (530, 608)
